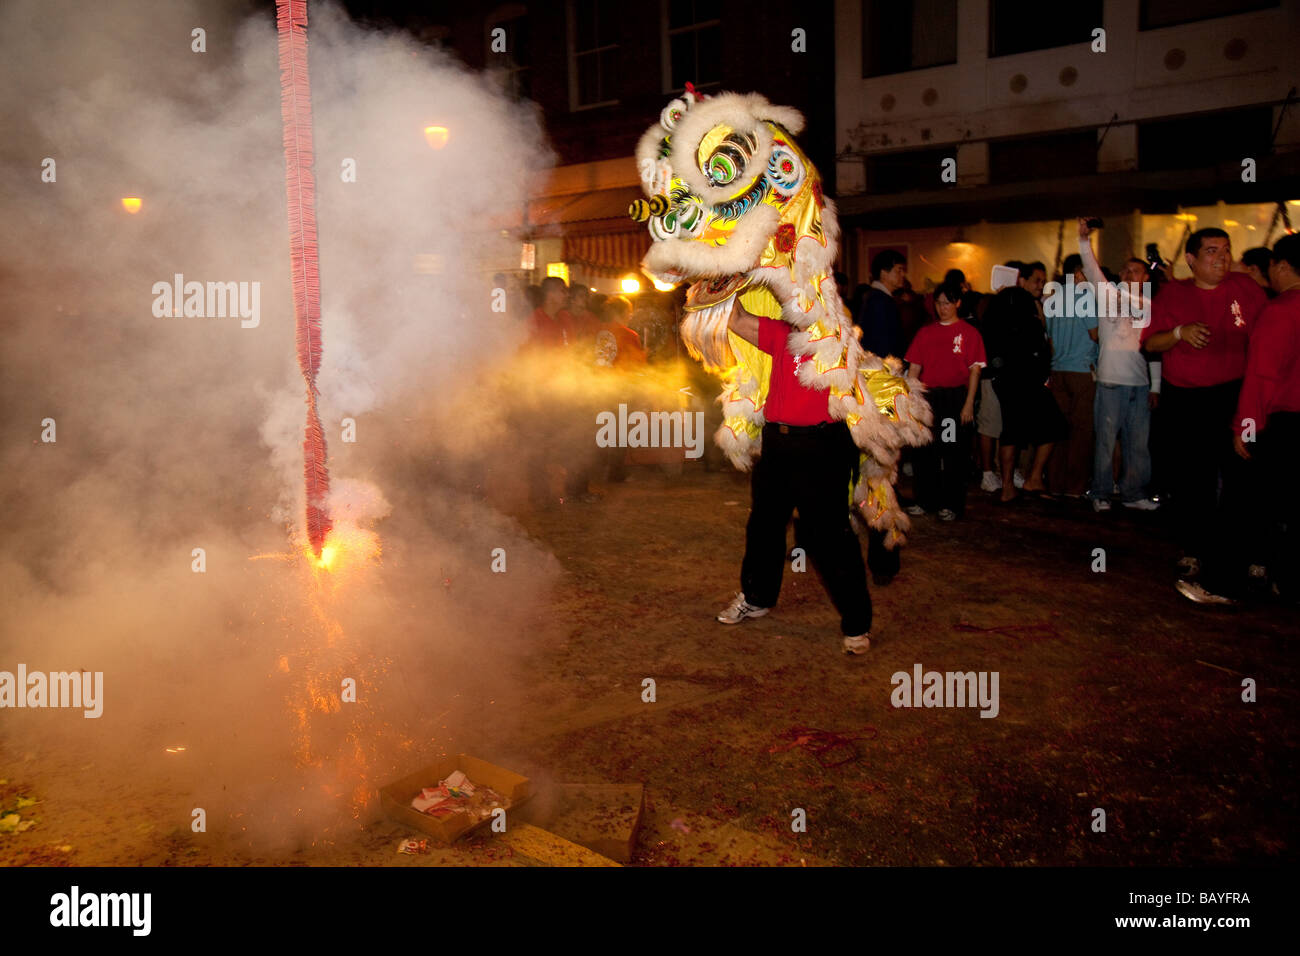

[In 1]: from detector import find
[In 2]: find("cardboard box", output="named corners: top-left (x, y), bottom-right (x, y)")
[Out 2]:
top-left (380, 755), bottom-right (532, 845)
top-left (516, 782), bottom-right (645, 863)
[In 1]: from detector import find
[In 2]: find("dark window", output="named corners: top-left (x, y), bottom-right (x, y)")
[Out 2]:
top-left (573, 0), bottom-right (619, 107)
top-left (1140, 0), bottom-right (1277, 30)
top-left (988, 0), bottom-right (1102, 57)
top-left (863, 148), bottom-right (952, 193)
top-left (489, 15), bottom-right (531, 101)
top-left (1138, 108), bottom-right (1273, 172)
top-left (665, 0), bottom-right (722, 92)
top-left (862, 0), bottom-right (958, 78)
top-left (988, 130), bottom-right (1097, 184)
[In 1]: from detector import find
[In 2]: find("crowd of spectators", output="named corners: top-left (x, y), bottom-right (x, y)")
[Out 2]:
top-left (847, 225), bottom-right (1300, 607)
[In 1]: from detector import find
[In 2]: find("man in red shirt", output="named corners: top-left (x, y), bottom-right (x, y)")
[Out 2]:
top-left (715, 296), bottom-right (875, 655)
top-left (528, 276), bottom-right (576, 348)
top-left (1141, 228), bottom-right (1268, 604)
top-left (904, 279), bottom-right (987, 520)
top-left (1234, 233), bottom-right (1300, 603)
top-left (596, 296), bottom-right (648, 367)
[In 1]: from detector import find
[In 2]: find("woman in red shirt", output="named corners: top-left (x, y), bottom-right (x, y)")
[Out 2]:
top-left (904, 281), bottom-right (987, 520)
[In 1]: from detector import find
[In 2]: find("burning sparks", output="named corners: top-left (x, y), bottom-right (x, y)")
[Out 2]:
top-left (302, 523), bottom-right (381, 575)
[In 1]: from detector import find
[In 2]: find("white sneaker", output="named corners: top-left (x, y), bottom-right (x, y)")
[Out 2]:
top-left (1013, 470), bottom-right (1025, 489)
top-left (906, 504), bottom-right (926, 516)
top-left (937, 508), bottom-right (957, 521)
top-left (1122, 498), bottom-right (1160, 511)
top-left (980, 471), bottom-right (1002, 492)
top-left (1175, 579), bottom-right (1236, 606)
top-left (842, 633), bottom-right (871, 655)
top-left (717, 592), bottom-right (770, 624)
top-left (1092, 498), bottom-right (1112, 512)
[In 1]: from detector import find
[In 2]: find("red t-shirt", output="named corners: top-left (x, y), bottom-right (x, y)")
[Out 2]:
top-left (757, 317), bottom-right (832, 426)
top-left (1235, 287), bottom-right (1300, 433)
top-left (529, 307), bottom-right (575, 347)
top-left (601, 321), bottom-right (647, 366)
top-left (904, 319), bottom-right (987, 388)
top-left (1141, 273), bottom-right (1267, 387)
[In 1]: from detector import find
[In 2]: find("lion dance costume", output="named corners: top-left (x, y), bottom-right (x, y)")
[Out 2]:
top-left (631, 88), bottom-right (932, 546)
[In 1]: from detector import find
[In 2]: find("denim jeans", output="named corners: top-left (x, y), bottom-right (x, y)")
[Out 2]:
top-left (1092, 383), bottom-right (1151, 502)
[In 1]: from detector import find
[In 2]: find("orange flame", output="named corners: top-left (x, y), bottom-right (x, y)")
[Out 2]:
top-left (304, 524), bottom-right (381, 575)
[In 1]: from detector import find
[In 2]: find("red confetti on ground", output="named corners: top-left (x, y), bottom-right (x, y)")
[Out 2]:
top-left (768, 726), bottom-right (878, 768)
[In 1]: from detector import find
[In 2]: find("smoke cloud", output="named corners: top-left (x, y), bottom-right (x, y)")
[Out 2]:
top-left (0, 0), bottom-right (574, 856)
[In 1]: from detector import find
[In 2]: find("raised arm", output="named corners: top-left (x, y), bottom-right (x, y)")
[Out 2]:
top-left (1077, 220), bottom-right (1108, 288)
top-left (1078, 218), bottom-right (1144, 318)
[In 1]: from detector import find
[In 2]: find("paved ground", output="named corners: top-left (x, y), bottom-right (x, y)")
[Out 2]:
top-left (3, 460), bottom-right (1295, 866)
top-left (496, 463), bottom-right (1297, 865)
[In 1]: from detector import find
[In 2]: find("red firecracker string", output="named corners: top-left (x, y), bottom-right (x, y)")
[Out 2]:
top-left (276, 0), bottom-right (330, 555)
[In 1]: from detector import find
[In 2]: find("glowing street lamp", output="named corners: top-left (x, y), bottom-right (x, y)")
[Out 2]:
top-left (620, 275), bottom-right (642, 294)
top-left (121, 197), bottom-right (142, 214)
top-left (424, 125), bottom-right (449, 150)
top-left (651, 277), bottom-right (676, 291)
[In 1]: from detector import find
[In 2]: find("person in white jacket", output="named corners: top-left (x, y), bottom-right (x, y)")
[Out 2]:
top-left (1077, 218), bottom-right (1160, 512)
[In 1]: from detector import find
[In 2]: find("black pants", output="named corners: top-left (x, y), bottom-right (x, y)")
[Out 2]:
top-left (1254, 411), bottom-right (1300, 599)
top-left (914, 385), bottom-right (972, 516)
top-left (1162, 380), bottom-right (1248, 590)
top-left (740, 421), bottom-right (873, 635)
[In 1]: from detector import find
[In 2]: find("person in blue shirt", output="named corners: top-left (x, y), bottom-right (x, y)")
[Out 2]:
top-left (1044, 254), bottom-right (1099, 496)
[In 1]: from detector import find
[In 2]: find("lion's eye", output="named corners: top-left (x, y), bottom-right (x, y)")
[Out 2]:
top-left (701, 132), bottom-right (756, 187)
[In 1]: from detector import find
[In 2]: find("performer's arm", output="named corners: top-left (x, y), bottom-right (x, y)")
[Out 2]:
top-left (728, 296), bottom-right (761, 346)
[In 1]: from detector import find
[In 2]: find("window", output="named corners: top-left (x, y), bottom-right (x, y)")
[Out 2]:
top-left (1138, 108), bottom-right (1273, 172)
top-left (988, 130), bottom-right (1097, 184)
top-left (862, 147), bottom-right (951, 194)
top-left (988, 0), bottom-right (1102, 58)
top-left (664, 0), bottom-right (721, 93)
top-left (861, 0), bottom-right (957, 78)
top-left (570, 0), bottom-right (619, 108)
top-left (488, 13), bottom-right (531, 101)
top-left (1140, 0), bottom-right (1277, 30)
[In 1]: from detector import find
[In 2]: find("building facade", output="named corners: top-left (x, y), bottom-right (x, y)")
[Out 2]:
top-left (834, 0), bottom-right (1300, 289)
top-left (360, 0), bottom-right (837, 292)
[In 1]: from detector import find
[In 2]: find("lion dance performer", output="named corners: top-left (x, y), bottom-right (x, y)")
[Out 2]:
top-left (630, 87), bottom-right (931, 654)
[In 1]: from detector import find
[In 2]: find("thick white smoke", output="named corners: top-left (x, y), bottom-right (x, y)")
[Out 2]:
top-left (0, 0), bottom-right (563, 857)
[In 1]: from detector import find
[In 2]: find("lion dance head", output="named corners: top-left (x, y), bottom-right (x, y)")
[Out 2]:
top-left (631, 88), bottom-right (932, 547)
